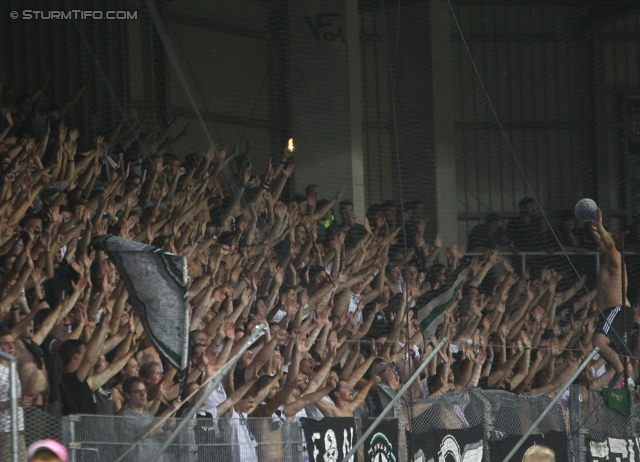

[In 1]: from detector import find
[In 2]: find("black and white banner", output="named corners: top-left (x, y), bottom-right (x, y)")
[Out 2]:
top-left (302, 417), bottom-right (357, 462)
top-left (408, 425), bottom-right (484, 462)
top-left (490, 431), bottom-right (568, 462)
top-left (588, 437), bottom-right (640, 462)
top-left (363, 418), bottom-right (399, 462)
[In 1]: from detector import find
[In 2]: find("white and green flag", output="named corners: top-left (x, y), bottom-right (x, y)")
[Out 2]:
top-left (417, 269), bottom-right (468, 340)
top-left (92, 235), bottom-right (190, 371)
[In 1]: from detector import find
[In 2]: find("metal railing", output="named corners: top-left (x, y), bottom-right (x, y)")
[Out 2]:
top-left (463, 251), bottom-right (640, 275)
top-left (63, 414), bottom-right (400, 462)
top-left (10, 384), bottom-right (640, 461)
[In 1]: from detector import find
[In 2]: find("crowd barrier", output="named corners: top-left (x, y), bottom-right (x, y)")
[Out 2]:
top-left (4, 385), bottom-right (637, 462)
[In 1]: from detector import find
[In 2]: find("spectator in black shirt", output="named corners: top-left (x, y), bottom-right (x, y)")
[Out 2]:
top-left (550, 211), bottom-right (589, 252)
top-left (506, 198), bottom-right (548, 251)
top-left (58, 312), bottom-right (118, 415)
top-left (468, 213), bottom-right (514, 252)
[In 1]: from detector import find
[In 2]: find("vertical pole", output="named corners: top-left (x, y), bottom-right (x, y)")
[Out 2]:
top-left (70, 418), bottom-right (77, 462)
top-left (471, 388), bottom-right (493, 462)
top-left (9, 358), bottom-right (19, 462)
top-left (569, 384), bottom-right (584, 462)
top-left (503, 348), bottom-right (599, 462)
top-left (521, 253), bottom-right (526, 275)
top-left (346, 0), bottom-right (366, 221)
top-left (143, 324), bottom-right (269, 462)
top-left (621, 232), bottom-right (628, 388)
top-left (180, 255), bottom-right (190, 396)
top-left (620, 231), bottom-right (629, 388)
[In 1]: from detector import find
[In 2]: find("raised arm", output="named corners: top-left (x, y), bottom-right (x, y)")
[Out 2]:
top-left (591, 208), bottom-right (619, 267)
top-left (76, 311), bottom-right (113, 383)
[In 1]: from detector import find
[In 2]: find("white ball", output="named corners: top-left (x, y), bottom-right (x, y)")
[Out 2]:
top-left (574, 198), bottom-right (598, 222)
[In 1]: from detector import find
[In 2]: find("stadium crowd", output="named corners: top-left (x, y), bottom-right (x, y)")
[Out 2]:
top-left (0, 76), bottom-right (638, 461)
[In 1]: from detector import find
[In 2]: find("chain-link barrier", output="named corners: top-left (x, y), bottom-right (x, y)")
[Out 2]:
top-left (574, 385), bottom-right (640, 461)
top-left (403, 388), bottom-right (570, 462)
top-left (60, 415), bottom-right (305, 462)
top-left (7, 385), bottom-right (640, 461)
top-left (60, 415), bottom-right (404, 462)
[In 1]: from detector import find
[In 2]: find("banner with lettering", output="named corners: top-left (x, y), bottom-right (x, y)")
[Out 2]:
top-left (302, 417), bottom-right (357, 462)
top-left (588, 437), bottom-right (640, 462)
top-left (363, 418), bottom-right (398, 462)
top-left (407, 425), bottom-right (484, 462)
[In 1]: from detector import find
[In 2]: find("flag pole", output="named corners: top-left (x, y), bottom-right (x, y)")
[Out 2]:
top-left (180, 254), bottom-right (190, 395)
top-left (145, 323), bottom-right (268, 462)
top-left (621, 231), bottom-right (628, 388)
top-left (113, 323), bottom-right (268, 462)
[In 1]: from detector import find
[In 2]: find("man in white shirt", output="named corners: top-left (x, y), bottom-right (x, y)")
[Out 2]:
top-left (225, 387), bottom-right (259, 462)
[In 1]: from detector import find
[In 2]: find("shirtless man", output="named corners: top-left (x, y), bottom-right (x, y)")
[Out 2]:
top-left (314, 377), bottom-right (379, 417)
top-left (13, 320), bottom-right (50, 406)
top-left (12, 278), bottom-right (86, 406)
top-left (591, 208), bottom-right (634, 378)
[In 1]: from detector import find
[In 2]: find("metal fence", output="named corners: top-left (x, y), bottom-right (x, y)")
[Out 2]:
top-left (62, 414), bottom-right (400, 462)
top-left (572, 385), bottom-right (640, 461)
top-left (0, 350), bottom-right (21, 462)
top-left (8, 385), bottom-right (640, 461)
top-left (401, 388), bottom-right (570, 462)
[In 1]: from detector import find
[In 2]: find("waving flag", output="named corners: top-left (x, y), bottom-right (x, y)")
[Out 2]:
top-left (416, 269), bottom-right (467, 340)
top-left (92, 235), bottom-right (190, 371)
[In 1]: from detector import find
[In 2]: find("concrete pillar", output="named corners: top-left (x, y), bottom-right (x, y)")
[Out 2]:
top-left (346, 0), bottom-right (366, 221)
top-left (126, 19), bottom-right (145, 101)
top-left (288, 0), bottom-right (358, 214)
top-left (431, 0), bottom-right (459, 247)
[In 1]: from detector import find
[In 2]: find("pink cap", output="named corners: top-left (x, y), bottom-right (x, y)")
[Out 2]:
top-left (27, 439), bottom-right (69, 462)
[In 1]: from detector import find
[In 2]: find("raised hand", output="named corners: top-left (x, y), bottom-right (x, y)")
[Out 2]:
top-left (297, 332), bottom-right (311, 354)
top-left (159, 381), bottom-right (173, 397)
top-left (31, 267), bottom-right (45, 287)
top-left (240, 287), bottom-right (253, 306)
top-left (71, 278), bottom-right (88, 294)
top-left (213, 285), bottom-right (232, 303)
top-left (274, 268), bottom-right (285, 286)
top-left (203, 144), bottom-right (215, 161)
top-left (154, 157), bottom-right (166, 173)
top-left (316, 306), bottom-right (330, 328)
top-left (70, 258), bottom-right (84, 275)
top-left (498, 322), bottom-right (510, 344)
top-left (224, 321), bottom-right (236, 341)
top-left (274, 203), bottom-right (286, 219)
top-left (472, 347), bottom-right (487, 365)
top-left (532, 305), bottom-right (544, 323)
top-left (95, 219), bottom-right (108, 236)
top-left (282, 162), bottom-right (295, 178)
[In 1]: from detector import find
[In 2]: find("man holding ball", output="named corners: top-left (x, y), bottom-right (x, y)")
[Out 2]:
top-left (591, 208), bottom-right (634, 382)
